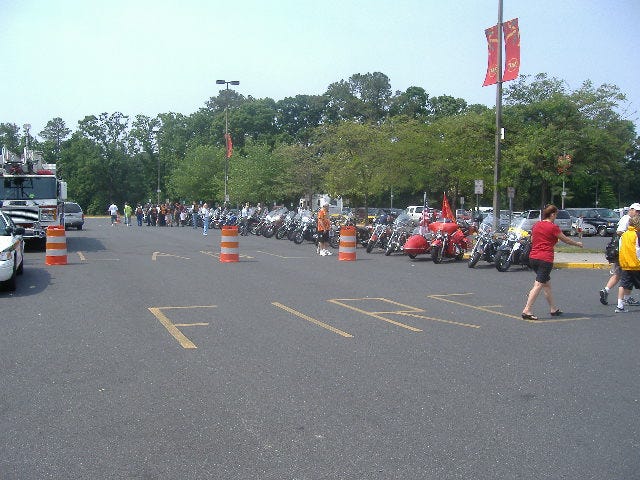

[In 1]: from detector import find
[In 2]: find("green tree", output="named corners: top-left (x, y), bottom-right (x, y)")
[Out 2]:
top-left (0, 123), bottom-right (21, 153)
top-left (39, 117), bottom-right (71, 163)
top-left (168, 144), bottom-right (223, 204)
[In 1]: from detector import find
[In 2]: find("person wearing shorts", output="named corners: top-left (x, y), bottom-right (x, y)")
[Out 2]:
top-left (316, 203), bottom-right (332, 256)
top-left (615, 215), bottom-right (640, 312)
top-left (522, 205), bottom-right (583, 320)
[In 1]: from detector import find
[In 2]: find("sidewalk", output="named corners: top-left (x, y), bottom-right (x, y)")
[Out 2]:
top-left (553, 251), bottom-right (609, 269)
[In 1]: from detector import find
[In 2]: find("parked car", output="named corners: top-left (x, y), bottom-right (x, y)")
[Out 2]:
top-left (64, 202), bottom-right (84, 230)
top-left (0, 210), bottom-right (24, 291)
top-left (554, 209), bottom-right (573, 234)
top-left (405, 205), bottom-right (425, 223)
top-left (456, 209), bottom-right (472, 222)
top-left (564, 208), bottom-right (619, 236)
top-left (516, 209), bottom-right (572, 234)
top-left (570, 220), bottom-right (596, 236)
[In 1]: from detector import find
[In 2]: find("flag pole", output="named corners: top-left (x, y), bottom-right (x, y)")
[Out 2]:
top-left (492, 0), bottom-right (503, 231)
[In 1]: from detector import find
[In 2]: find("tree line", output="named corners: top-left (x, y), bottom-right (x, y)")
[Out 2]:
top-left (1, 71), bottom-right (638, 215)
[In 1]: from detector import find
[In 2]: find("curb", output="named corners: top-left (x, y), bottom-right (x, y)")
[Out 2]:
top-left (553, 262), bottom-right (609, 270)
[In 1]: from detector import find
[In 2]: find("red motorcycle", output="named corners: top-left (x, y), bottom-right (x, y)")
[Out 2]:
top-left (402, 230), bottom-right (432, 259)
top-left (429, 220), bottom-right (473, 264)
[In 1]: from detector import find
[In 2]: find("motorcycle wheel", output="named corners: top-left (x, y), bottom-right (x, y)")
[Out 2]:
top-left (495, 251), bottom-right (511, 272)
top-left (431, 245), bottom-right (443, 264)
top-left (329, 235), bottom-right (340, 249)
top-left (385, 243), bottom-right (394, 256)
top-left (263, 225), bottom-right (275, 238)
top-left (366, 240), bottom-right (375, 253)
top-left (250, 224), bottom-right (261, 235)
top-left (468, 251), bottom-right (481, 268)
top-left (275, 227), bottom-right (286, 240)
top-left (293, 231), bottom-right (304, 244)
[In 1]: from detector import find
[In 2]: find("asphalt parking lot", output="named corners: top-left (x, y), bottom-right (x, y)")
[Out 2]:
top-left (1, 218), bottom-right (638, 479)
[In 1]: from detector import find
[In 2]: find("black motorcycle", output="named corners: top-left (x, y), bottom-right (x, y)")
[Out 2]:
top-left (468, 222), bottom-right (502, 268)
top-left (494, 219), bottom-right (532, 272)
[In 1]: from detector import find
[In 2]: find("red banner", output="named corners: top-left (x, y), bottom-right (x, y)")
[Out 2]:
top-left (482, 25), bottom-right (499, 86)
top-left (225, 133), bottom-right (233, 158)
top-left (441, 193), bottom-right (456, 222)
top-left (502, 18), bottom-right (520, 83)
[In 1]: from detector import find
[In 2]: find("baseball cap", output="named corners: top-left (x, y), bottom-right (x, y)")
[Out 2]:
top-left (629, 203), bottom-right (640, 210)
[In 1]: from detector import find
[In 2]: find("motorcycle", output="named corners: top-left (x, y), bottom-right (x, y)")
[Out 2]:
top-left (261, 207), bottom-right (289, 238)
top-left (494, 218), bottom-right (532, 272)
top-left (429, 219), bottom-right (472, 264)
top-left (467, 221), bottom-right (502, 268)
top-left (365, 213), bottom-right (394, 253)
top-left (275, 211), bottom-right (297, 239)
top-left (293, 210), bottom-right (317, 244)
top-left (385, 213), bottom-right (415, 256)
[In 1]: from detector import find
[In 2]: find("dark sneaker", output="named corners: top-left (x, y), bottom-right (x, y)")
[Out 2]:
top-left (599, 289), bottom-right (608, 305)
top-left (625, 296), bottom-right (640, 306)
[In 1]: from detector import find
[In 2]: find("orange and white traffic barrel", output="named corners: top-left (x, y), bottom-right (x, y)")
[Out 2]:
top-left (220, 225), bottom-right (239, 263)
top-left (338, 226), bottom-right (357, 261)
top-left (45, 225), bottom-right (67, 265)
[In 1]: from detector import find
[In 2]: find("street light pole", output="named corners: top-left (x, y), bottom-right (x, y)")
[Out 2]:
top-left (152, 129), bottom-right (161, 204)
top-left (216, 79), bottom-right (240, 203)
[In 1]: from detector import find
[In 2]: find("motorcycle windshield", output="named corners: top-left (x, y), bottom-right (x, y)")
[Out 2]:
top-left (266, 207), bottom-right (288, 221)
top-left (393, 213), bottom-right (414, 227)
top-left (508, 217), bottom-right (530, 238)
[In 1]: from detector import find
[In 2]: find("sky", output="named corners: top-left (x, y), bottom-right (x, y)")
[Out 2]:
top-left (1, 0), bottom-right (639, 139)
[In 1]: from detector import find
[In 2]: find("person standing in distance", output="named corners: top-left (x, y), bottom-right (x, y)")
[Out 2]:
top-left (108, 202), bottom-right (119, 226)
top-left (317, 202), bottom-right (332, 256)
top-left (201, 203), bottom-right (211, 236)
top-left (599, 203), bottom-right (640, 305)
top-left (522, 204), bottom-right (583, 320)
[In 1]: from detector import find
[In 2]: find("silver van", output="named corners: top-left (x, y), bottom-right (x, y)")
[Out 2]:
top-left (517, 209), bottom-right (572, 234)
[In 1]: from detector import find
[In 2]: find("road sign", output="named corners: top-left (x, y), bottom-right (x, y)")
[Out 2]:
top-left (474, 180), bottom-right (484, 195)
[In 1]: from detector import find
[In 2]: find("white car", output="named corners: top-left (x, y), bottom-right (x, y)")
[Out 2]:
top-left (0, 210), bottom-right (25, 291)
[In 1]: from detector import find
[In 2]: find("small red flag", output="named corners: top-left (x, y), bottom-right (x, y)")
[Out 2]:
top-left (502, 18), bottom-right (520, 83)
top-left (225, 133), bottom-right (233, 158)
top-left (482, 25), bottom-right (499, 87)
top-left (441, 193), bottom-right (456, 222)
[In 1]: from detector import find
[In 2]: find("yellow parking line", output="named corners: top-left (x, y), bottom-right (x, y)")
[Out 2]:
top-left (395, 311), bottom-right (481, 329)
top-left (429, 294), bottom-right (590, 323)
top-left (147, 305), bottom-right (217, 349)
top-left (148, 307), bottom-right (198, 349)
top-left (272, 302), bottom-right (353, 338)
top-left (328, 298), bottom-right (422, 332)
top-left (256, 250), bottom-right (307, 259)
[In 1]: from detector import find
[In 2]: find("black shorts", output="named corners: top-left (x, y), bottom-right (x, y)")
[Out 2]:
top-left (318, 230), bottom-right (329, 242)
top-left (529, 258), bottom-right (553, 284)
top-left (620, 269), bottom-right (640, 290)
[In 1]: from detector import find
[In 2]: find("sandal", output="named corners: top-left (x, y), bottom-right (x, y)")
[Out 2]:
top-left (550, 309), bottom-right (563, 316)
top-left (521, 313), bottom-right (538, 320)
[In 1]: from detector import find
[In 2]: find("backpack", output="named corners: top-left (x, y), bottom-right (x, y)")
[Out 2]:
top-left (605, 235), bottom-right (619, 263)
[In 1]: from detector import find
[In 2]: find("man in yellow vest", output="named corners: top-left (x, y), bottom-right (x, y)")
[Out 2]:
top-left (615, 215), bottom-right (640, 313)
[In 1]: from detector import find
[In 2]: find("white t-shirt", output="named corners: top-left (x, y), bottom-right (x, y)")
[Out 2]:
top-left (617, 214), bottom-right (630, 234)
top-left (108, 204), bottom-right (118, 215)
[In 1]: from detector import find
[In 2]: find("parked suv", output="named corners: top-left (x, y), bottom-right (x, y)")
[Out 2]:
top-left (64, 202), bottom-right (84, 230)
top-left (564, 208), bottom-right (619, 236)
